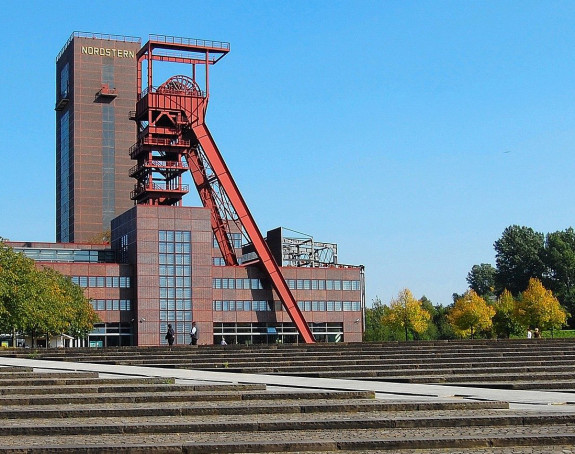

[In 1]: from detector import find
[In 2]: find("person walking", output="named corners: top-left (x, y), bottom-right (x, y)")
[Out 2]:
top-left (166, 324), bottom-right (175, 346)
top-left (190, 321), bottom-right (199, 345)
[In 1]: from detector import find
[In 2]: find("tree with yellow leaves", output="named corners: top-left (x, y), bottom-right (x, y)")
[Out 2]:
top-left (448, 290), bottom-right (495, 338)
top-left (516, 278), bottom-right (568, 335)
top-left (382, 289), bottom-right (431, 341)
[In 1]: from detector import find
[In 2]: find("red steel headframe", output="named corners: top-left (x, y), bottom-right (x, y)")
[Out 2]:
top-left (134, 35), bottom-right (315, 343)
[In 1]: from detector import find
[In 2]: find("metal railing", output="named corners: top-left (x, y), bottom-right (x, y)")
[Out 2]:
top-left (131, 183), bottom-right (190, 196)
top-left (140, 85), bottom-right (206, 98)
top-left (129, 161), bottom-right (189, 176)
top-left (129, 138), bottom-right (191, 158)
top-left (149, 34), bottom-right (230, 50)
top-left (57, 31), bottom-right (141, 61)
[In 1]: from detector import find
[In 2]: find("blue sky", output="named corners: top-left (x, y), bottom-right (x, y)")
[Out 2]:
top-left (1, 1), bottom-right (575, 307)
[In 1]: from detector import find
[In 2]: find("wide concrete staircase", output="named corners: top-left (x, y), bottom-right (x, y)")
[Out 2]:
top-left (1, 364), bottom-right (575, 453)
top-left (8, 339), bottom-right (575, 391)
top-left (3, 339), bottom-right (575, 452)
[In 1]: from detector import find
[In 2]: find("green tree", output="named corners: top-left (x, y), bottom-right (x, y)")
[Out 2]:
top-left (364, 297), bottom-right (386, 342)
top-left (432, 304), bottom-right (457, 340)
top-left (467, 263), bottom-right (496, 299)
top-left (494, 225), bottom-right (545, 295)
top-left (492, 289), bottom-right (523, 338)
top-left (544, 228), bottom-right (575, 320)
top-left (0, 240), bottom-right (39, 341)
top-left (418, 296), bottom-right (439, 340)
top-left (516, 278), bottom-right (568, 335)
top-left (0, 240), bottom-right (99, 346)
top-left (447, 290), bottom-right (495, 338)
top-left (382, 289), bottom-right (431, 341)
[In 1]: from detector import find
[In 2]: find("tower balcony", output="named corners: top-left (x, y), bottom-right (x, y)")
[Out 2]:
top-left (130, 183), bottom-right (189, 203)
top-left (129, 137), bottom-right (191, 159)
top-left (95, 84), bottom-right (117, 101)
top-left (129, 160), bottom-right (189, 179)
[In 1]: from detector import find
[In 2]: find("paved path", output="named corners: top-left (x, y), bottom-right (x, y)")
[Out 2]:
top-left (2, 356), bottom-right (575, 412)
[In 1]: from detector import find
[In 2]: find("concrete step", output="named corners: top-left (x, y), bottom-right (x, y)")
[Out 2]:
top-left (0, 390), bottom-right (378, 413)
top-left (0, 366), bottom-right (33, 372)
top-left (0, 371), bottom-right (99, 379)
top-left (0, 376), bottom-right (178, 386)
top-left (1, 423), bottom-right (574, 452)
top-left (3, 409), bottom-right (575, 436)
top-left (0, 397), bottom-right (506, 420)
top-left (0, 382), bottom-right (273, 396)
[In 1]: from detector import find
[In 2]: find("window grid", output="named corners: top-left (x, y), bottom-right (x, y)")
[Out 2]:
top-left (159, 230), bottom-right (192, 345)
top-left (91, 299), bottom-right (131, 311)
top-left (212, 278), bottom-right (264, 290)
top-left (213, 300), bottom-right (361, 312)
top-left (71, 276), bottom-right (130, 288)
top-left (286, 279), bottom-right (360, 291)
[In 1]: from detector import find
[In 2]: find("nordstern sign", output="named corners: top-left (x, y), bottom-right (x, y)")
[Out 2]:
top-left (81, 46), bottom-right (135, 58)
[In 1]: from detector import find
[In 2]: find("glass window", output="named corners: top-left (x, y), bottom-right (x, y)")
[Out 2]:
top-left (343, 301), bottom-right (353, 311)
top-left (303, 280), bottom-right (311, 290)
top-left (60, 62), bottom-right (69, 97)
top-left (343, 280), bottom-right (352, 291)
top-left (334, 301), bottom-right (342, 311)
top-left (327, 301), bottom-right (335, 311)
top-left (287, 279), bottom-right (296, 289)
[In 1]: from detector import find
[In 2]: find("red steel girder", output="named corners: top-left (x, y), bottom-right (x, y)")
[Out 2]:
top-left (190, 124), bottom-right (315, 344)
top-left (184, 148), bottom-right (238, 266)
